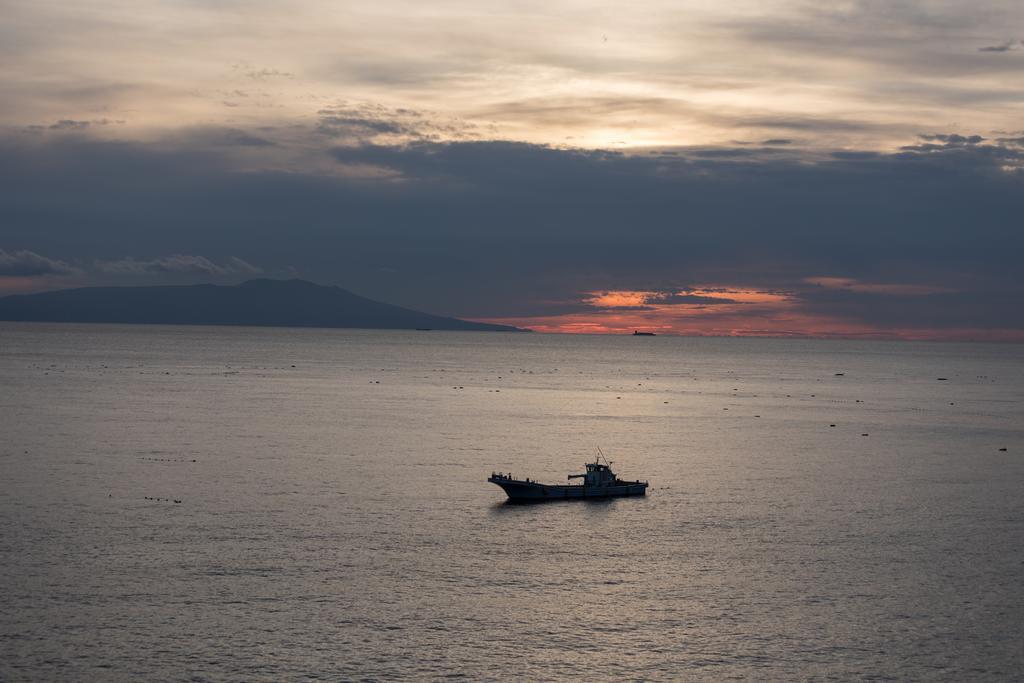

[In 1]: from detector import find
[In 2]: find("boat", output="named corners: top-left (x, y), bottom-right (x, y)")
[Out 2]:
top-left (633, 330), bottom-right (656, 336)
top-left (488, 456), bottom-right (648, 502)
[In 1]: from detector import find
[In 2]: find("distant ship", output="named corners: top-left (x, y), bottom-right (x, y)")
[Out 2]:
top-left (633, 330), bottom-right (656, 336)
top-left (488, 457), bottom-right (648, 502)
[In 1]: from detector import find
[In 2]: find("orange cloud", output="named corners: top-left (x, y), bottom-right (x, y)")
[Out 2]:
top-left (483, 285), bottom-right (805, 335)
top-left (584, 287), bottom-right (791, 310)
top-left (474, 283), bottom-right (1024, 341)
top-left (584, 290), bottom-right (656, 308)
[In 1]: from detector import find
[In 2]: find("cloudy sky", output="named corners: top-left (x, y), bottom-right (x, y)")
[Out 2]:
top-left (2, 0), bottom-right (1023, 339)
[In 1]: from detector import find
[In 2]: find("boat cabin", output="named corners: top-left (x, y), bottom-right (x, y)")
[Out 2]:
top-left (568, 461), bottom-right (619, 487)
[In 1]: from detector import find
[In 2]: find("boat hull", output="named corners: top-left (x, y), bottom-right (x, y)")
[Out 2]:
top-left (488, 476), bottom-right (647, 502)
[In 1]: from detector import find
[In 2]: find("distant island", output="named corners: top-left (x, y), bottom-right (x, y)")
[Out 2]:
top-left (0, 278), bottom-right (525, 332)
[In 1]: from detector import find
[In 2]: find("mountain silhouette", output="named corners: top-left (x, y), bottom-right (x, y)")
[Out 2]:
top-left (0, 279), bottom-right (524, 331)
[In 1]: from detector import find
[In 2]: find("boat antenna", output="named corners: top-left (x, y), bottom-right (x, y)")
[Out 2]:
top-left (596, 446), bottom-right (611, 466)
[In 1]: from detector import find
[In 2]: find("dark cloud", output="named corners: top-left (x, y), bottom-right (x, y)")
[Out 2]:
top-left (690, 148), bottom-right (784, 158)
top-left (0, 249), bottom-right (77, 277)
top-left (592, 305), bottom-right (657, 312)
top-left (194, 127), bottom-right (276, 148)
top-left (583, 290), bottom-right (739, 311)
top-left (315, 104), bottom-right (474, 142)
top-left (798, 286), bottom-right (1022, 330)
top-left (48, 119), bottom-right (91, 131)
top-left (317, 112), bottom-right (411, 138)
top-left (653, 293), bottom-right (739, 305)
top-left (1, 129), bottom-right (1022, 333)
top-left (25, 119), bottom-right (124, 132)
top-left (761, 139), bottom-right (793, 145)
top-left (830, 151), bottom-right (880, 160)
top-left (978, 40), bottom-right (1022, 52)
top-left (919, 133), bottom-right (985, 144)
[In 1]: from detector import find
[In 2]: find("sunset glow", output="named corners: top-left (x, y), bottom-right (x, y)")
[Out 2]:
top-left (479, 284), bottom-right (1024, 341)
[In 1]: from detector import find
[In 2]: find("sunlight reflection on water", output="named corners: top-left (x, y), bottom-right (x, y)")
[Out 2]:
top-left (1, 323), bottom-right (1022, 680)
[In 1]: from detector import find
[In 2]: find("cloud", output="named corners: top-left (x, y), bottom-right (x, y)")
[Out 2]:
top-left (317, 110), bottom-right (412, 139)
top-left (830, 151), bottom-right (880, 160)
top-left (978, 40), bottom-right (1022, 52)
top-left (48, 119), bottom-right (91, 131)
top-left (918, 133), bottom-right (985, 144)
top-left (797, 286), bottom-right (1021, 331)
top-left (224, 256), bottom-right (262, 274)
top-left (94, 254), bottom-right (261, 276)
top-left (5, 0), bottom-right (1024, 156)
top-left (723, 115), bottom-right (875, 133)
top-left (242, 68), bottom-right (294, 80)
top-left (0, 249), bottom-right (78, 277)
top-left (584, 290), bottom-right (741, 308)
top-left (179, 127), bottom-right (277, 148)
top-left (691, 147), bottom-right (783, 158)
top-left (25, 119), bottom-right (124, 133)
top-left (316, 103), bottom-right (475, 143)
top-left (2, 128), bottom-right (1023, 336)
top-left (654, 292), bottom-right (739, 305)
top-left (803, 277), bottom-right (954, 297)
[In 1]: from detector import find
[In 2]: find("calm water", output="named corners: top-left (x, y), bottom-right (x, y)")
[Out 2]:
top-left (1, 323), bottom-right (1022, 681)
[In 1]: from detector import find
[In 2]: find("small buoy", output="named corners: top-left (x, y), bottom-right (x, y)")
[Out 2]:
top-left (999, 448), bottom-right (1007, 452)
top-left (829, 424), bottom-right (836, 427)
top-left (861, 433), bottom-right (869, 436)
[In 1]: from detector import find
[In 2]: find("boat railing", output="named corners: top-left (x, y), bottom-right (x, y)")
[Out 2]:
top-left (492, 472), bottom-right (647, 487)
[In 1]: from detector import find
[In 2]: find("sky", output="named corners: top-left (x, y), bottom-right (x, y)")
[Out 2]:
top-left (1, 0), bottom-right (1023, 339)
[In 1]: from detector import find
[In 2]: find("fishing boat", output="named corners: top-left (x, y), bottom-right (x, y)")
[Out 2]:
top-left (488, 456), bottom-right (648, 502)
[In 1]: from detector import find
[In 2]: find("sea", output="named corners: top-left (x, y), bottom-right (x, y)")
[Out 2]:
top-left (1, 323), bottom-right (1022, 681)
